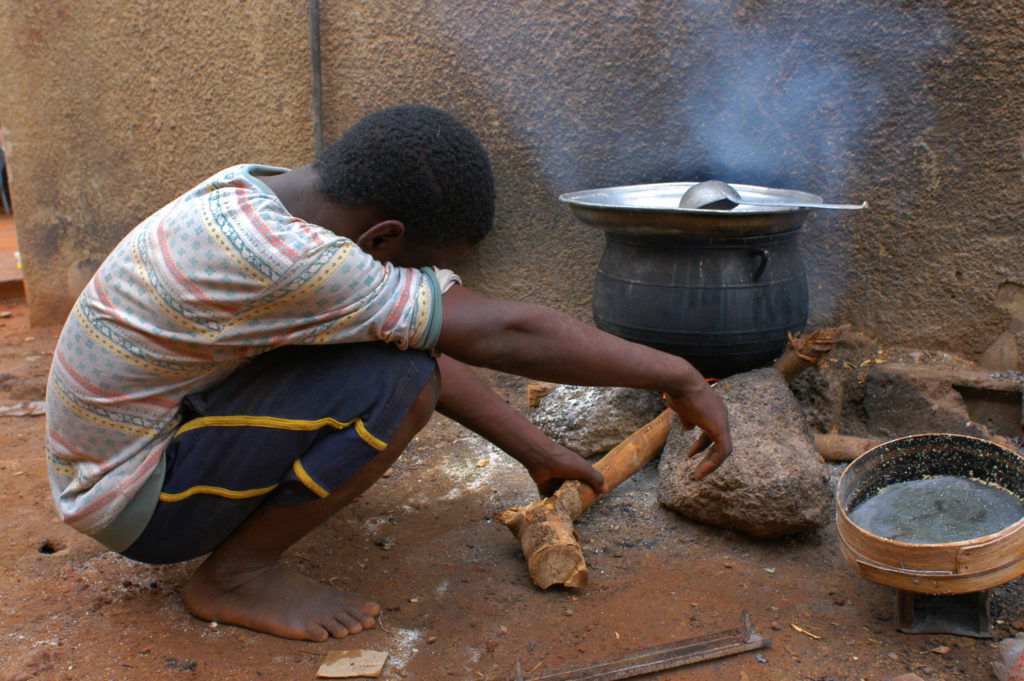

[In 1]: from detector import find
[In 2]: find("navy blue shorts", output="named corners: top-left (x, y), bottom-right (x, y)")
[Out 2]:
top-left (122, 342), bottom-right (436, 564)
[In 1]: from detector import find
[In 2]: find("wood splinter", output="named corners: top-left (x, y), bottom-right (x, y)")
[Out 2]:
top-left (497, 408), bottom-right (675, 589)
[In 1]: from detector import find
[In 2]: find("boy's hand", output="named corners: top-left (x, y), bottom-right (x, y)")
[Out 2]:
top-left (526, 444), bottom-right (607, 497)
top-left (665, 383), bottom-right (732, 480)
top-left (434, 354), bottom-right (607, 498)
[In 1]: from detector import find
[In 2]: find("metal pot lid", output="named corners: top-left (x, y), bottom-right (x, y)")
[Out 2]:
top-left (559, 182), bottom-right (825, 237)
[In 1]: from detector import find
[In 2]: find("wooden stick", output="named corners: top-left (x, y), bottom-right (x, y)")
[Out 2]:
top-left (814, 432), bottom-right (881, 462)
top-left (497, 408), bottom-right (675, 589)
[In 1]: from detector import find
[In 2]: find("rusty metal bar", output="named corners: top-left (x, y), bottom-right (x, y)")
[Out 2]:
top-left (514, 611), bottom-right (770, 681)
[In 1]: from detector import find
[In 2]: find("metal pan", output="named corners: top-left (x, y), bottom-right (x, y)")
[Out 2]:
top-left (559, 182), bottom-right (825, 237)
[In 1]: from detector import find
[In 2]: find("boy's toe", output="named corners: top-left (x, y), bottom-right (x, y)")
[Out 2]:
top-left (322, 617), bottom-right (351, 639)
top-left (334, 612), bottom-right (363, 635)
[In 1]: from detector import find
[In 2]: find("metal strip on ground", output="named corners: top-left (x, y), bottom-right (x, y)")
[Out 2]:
top-left (513, 610), bottom-right (771, 681)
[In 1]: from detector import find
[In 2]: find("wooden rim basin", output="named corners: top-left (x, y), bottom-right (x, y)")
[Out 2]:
top-left (836, 433), bottom-right (1024, 594)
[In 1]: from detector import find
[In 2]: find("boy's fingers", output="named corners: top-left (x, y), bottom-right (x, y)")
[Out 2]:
top-left (690, 444), bottom-right (731, 480)
top-left (536, 478), bottom-right (560, 497)
top-left (585, 467), bottom-right (609, 495)
top-left (685, 431), bottom-right (712, 458)
top-left (534, 460), bottom-right (606, 497)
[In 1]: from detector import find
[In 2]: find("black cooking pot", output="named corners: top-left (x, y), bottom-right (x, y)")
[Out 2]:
top-left (561, 182), bottom-right (821, 377)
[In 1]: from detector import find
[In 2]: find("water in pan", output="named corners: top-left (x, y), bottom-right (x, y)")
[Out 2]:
top-left (849, 475), bottom-right (1024, 544)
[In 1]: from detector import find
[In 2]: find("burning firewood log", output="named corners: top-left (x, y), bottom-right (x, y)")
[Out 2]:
top-left (497, 409), bottom-right (674, 589)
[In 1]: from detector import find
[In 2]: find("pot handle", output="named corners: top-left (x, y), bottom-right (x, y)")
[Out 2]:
top-left (752, 248), bottom-right (770, 281)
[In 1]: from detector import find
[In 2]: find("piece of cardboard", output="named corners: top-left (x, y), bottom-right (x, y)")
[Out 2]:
top-left (316, 650), bottom-right (389, 678)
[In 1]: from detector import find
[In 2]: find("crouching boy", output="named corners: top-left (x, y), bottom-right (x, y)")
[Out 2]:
top-left (46, 105), bottom-right (731, 641)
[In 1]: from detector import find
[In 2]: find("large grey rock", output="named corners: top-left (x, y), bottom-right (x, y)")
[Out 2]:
top-left (657, 368), bottom-right (832, 537)
top-left (530, 385), bottom-right (664, 457)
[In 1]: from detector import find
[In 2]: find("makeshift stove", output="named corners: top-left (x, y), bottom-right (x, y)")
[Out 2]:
top-left (837, 434), bottom-right (1024, 638)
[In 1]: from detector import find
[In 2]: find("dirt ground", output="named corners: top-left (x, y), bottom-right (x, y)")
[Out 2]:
top-left (1, 297), bottom-right (1019, 681)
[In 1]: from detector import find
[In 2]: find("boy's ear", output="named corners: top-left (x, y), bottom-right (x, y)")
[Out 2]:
top-left (355, 220), bottom-right (406, 260)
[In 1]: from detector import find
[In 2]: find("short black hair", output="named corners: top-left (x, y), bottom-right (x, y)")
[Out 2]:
top-left (314, 105), bottom-right (495, 248)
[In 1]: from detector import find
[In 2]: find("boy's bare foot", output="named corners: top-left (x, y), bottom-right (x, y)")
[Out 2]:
top-left (184, 559), bottom-right (380, 641)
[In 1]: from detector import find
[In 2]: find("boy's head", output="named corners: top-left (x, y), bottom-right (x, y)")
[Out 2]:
top-left (314, 105), bottom-right (495, 252)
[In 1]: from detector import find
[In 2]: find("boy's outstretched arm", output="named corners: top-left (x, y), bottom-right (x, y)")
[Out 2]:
top-left (436, 285), bottom-right (733, 479)
top-left (434, 354), bottom-right (606, 496)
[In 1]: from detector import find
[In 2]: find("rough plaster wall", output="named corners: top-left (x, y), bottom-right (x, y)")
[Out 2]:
top-left (0, 1), bottom-right (1021, 358)
top-left (0, 1), bottom-right (313, 324)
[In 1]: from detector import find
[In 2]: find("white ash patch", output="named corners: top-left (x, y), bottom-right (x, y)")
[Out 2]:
top-left (361, 514), bottom-right (395, 536)
top-left (436, 435), bottom-right (516, 501)
top-left (386, 626), bottom-right (424, 672)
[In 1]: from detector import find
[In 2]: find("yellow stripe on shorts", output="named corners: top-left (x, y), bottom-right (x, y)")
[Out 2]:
top-left (159, 482), bottom-right (279, 503)
top-left (173, 414), bottom-right (388, 451)
top-left (291, 460), bottom-right (330, 499)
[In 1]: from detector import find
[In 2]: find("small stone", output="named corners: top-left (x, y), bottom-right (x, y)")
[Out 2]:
top-left (929, 645), bottom-right (951, 655)
top-left (427, 636), bottom-right (437, 644)
top-left (408, 597), bottom-right (419, 604)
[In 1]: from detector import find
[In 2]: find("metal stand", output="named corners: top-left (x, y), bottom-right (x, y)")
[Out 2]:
top-left (894, 589), bottom-right (993, 638)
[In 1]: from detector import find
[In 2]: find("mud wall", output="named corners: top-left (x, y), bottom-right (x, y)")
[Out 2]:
top-left (0, 1), bottom-right (1021, 360)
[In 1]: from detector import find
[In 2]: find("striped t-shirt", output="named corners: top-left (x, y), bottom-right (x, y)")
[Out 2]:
top-left (45, 164), bottom-right (454, 549)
